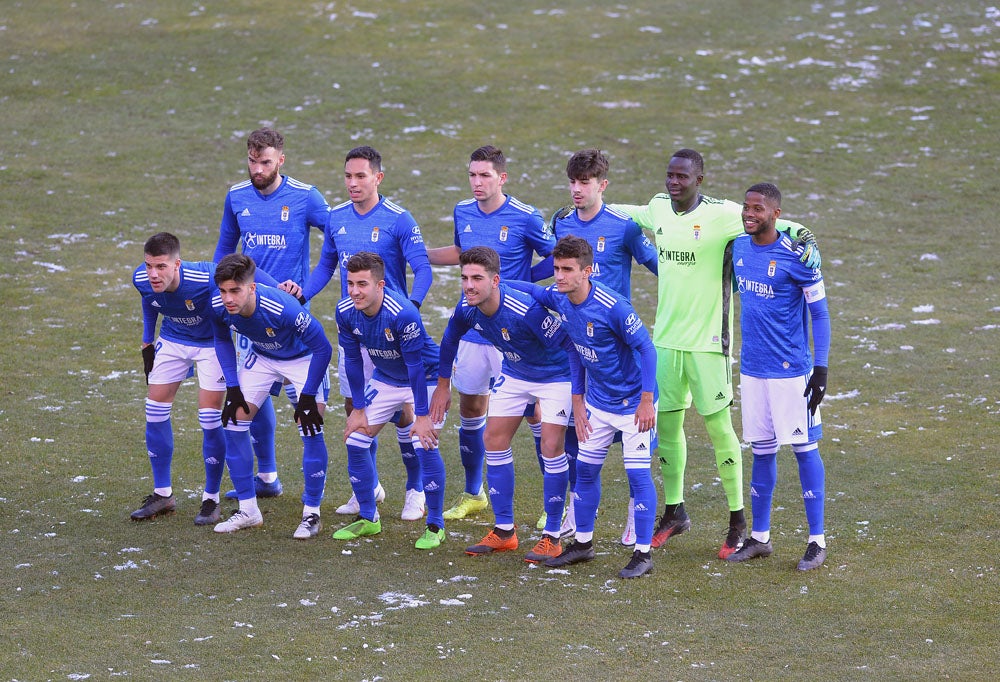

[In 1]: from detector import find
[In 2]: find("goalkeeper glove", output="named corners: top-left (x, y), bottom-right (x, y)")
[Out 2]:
top-left (791, 226), bottom-right (822, 269)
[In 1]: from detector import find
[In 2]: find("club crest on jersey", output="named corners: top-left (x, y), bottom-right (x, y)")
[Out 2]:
top-left (499, 225), bottom-right (509, 242)
top-left (281, 205), bottom-right (290, 222)
top-left (692, 225), bottom-right (701, 240)
top-left (184, 299), bottom-right (195, 311)
top-left (586, 321), bottom-right (594, 337)
top-left (768, 260), bottom-right (777, 277)
top-left (265, 327), bottom-right (276, 337)
top-left (384, 327), bottom-right (394, 342)
top-left (371, 226), bottom-right (380, 243)
top-left (501, 327), bottom-right (510, 341)
top-left (597, 236), bottom-right (606, 252)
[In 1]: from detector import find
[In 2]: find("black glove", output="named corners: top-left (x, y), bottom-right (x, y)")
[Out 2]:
top-left (221, 385), bottom-right (250, 427)
top-left (294, 394), bottom-right (324, 436)
top-left (410, 299), bottom-right (421, 310)
top-left (141, 345), bottom-right (155, 384)
top-left (803, 366), bottom-right (828, 415)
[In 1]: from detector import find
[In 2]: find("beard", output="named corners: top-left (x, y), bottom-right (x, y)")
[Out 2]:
top-left (250, 167), bottom-right (280, 191)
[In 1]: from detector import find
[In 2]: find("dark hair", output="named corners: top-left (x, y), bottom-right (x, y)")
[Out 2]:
top-left (552, 235), bottom-right (594, 268)
top-left (346, 145), bottom-right (383, 173)
top-left (214, 253), bottom-right (256, 285)
top-left (671, 148), bottom-right (704, 175)
top-left (144, 232), bottom-right (181, 258)
top-left (469, 145), bottom-right (506, 174)
top-left (746, 182), bottom-right (782, 207)
top-left (460, 246), bottom-right (501, 277)
top-left (566, 148), bottom-right (609, 182)
top-left (247, 128), bottom-right (284, 154)
top-left (346, 251), bottom-right (385, 282)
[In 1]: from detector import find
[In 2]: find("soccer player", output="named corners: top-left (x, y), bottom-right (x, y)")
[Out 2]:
top-left (613, 148), bottom-right (821, 559)
top-left (210, 254), bottom-right (333, 538)
top-left (132, 232), bottom-right (254, 525)
top-left (726, 183), bottom-right (831, 571)
top-left (426, 145), bottom-right (554, 521)
top-left (334, 252), bottom-right (448, 550)
top-left (214, 127), bottom-right (330, 499)
top-left (537, 148), bottom-right (659, 545)
top-left (516, 235), bottom-right (659, 579)
top-left (301, 145), bottom-right (433, 522)
top-left (429, 246), bottom-right (582, 563)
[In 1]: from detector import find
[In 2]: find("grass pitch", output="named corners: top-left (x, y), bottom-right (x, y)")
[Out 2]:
top-left (2, 1), bottom-right (998, 680)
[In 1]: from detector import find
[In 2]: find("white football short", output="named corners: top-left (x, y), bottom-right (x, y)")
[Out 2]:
top-left (238, 350), bottom-right (328, 409)
top-left (488, 374), bottom-right (571, 424)
top-left (739, 374), bottom-right (822, 445)
top-left (149, 337), bottom-right (226, 392)
top-left (576, 401), bottom-right (657, 469)
top-left (451, 340), bottom-right (503, 395)
top-left (359, 378), bottom-right (446, 430)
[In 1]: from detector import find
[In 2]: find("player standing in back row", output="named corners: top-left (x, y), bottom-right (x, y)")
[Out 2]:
top-left (426, 145), bottom-right (554, 521)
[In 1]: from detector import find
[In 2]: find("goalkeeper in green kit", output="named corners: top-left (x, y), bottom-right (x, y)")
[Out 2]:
top-left (613, 149), bottom-right (820, 558)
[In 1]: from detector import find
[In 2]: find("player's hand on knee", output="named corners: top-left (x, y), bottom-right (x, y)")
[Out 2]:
top-left (294, 394), bottom-right (323, 436)
top-left (222, 385), bottom-right (250, 426)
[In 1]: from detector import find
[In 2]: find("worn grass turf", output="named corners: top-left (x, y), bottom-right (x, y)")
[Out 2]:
top-left (2, 1), bottom-right (998, 679)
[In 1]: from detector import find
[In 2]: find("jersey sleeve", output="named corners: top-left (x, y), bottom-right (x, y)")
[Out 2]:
top-left (615, 302), bottom-right (657, 395)
top-left (396, 306), bottom-right (431, 415)
top-left (398, 214), bottom-right (433, 305)
top-left (293, 310), bottom-right (332, 397)
top-left (214, 193), bottom-right (240, 262)
top-left (336, 307), bottom-right (367, 407)
top-left (611, 202), bottom-right (655, 231)
top-left (211, 308), bottom-right (240, 386)
top-left (307, 187), bottom-right (331, 230)
top-left (625, 220), bottom-right (659, 272)
top-left (140, 297), bottom-right (159, 345)
top-left (302, 227), bottom-right (339, 301)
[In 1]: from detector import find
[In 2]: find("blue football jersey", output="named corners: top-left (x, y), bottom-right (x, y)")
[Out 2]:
top-left (438, 283), bottom-right (573, 383)
top-left (552, 204), bottom-right (657, 298)
top-left (302, 195), bottom-right (432, 303)
top-left (134, 260), bottom-right (218, 348)
top-left (215, 175), bottom-right (330, 285)
top-left (519, 281), bottom-right (657, 415)
top-left (733, 233), bottom-right (826, 378)
top-left (336, 287), bottom-right (440, 390)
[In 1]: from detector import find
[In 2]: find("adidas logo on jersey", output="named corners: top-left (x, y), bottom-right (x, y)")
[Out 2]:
top-left (336, 226), bottom-right (347, 235)
top-left (353, 328), bottom-right (362, 336)
top-left (151, 301), bottom-right (161, 307)
top-left (463, 224), bottom-right (473, 232)
top-left (656, 227), bottom-right (663, 235)
top-left (474, 324), bottom-right (483, 330)
top-left (241, 208), bottom-right (251, 217)
top-left (736, 258), bottom-right (744, 266)
top-left (556, 409), bottom-right (567, 417)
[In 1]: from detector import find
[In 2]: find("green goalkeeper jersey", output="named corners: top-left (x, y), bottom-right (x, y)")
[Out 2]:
top-left (614, 194), bottom-right (745, 355)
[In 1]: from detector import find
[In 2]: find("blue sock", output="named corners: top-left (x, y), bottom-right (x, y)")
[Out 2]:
top-left (529, 420), bottom-right (544, 475)
top-left (542, 453), bottom-right (569, 536)
top-left (459, 415), bottom-right (487, 494)
top-left (300, 432), bottom-right (329, 508)
top-left (419, 444), bottom-right (446, 528)
top-left (793, 442), bottom-right (826, 536)
top-left (750, 440), bottom-right (779, 533)
top-left (223, 423), bottom-right (255, 500)
top-left (625, 466), bottom-right (657, 546)
top-left (574, 459), bottom-right (604, 534)
top-left (250, 396), bottom-right (277, 477)
top-left (397, 424), bottom-right (422, 491)
top-left (485, 448), bottom-right (515, 526)
top-left (564, 426), bottom-right (579, 490)
top-left (199, 408), bottom-right (226, 496)
top-left (346, 432), bottom-right (378, 520)
top-left (145, 399), bottom-right (173, 490)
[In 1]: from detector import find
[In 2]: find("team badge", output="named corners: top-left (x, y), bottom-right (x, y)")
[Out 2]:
top-left (597, 236), bottom-right (606, 252)
top-left (499, 225), bottom-right (509, 242)
top-left (586, 321), bottom-right (594, 337)
top-left (384, 327), bottom-right (394, 342)
top-left (692, 225), bottom-right (701, 240)
top-left (501, 328), bottom-right (510, 341)
top-left (184, 299), bottom-right (195, 311)
top-left (371, 226), bottom-right (380, 242)
top-left (281, 206), bottom-right (290, 222)
top-left (768, 260), bottom-right (777, 277)
top-left (265, 327), bottom-right (276, 337)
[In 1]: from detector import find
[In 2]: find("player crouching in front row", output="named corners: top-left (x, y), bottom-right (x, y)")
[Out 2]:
top-left (211, 253), bottom-right (333, 539)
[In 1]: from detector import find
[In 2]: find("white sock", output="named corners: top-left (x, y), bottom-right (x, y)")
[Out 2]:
top-left (751, 530), bottom-right (770, 543)
top-left (303, 505), bottom-right (321, 517)
top-left (808, 534), bottom-right (826, 548)
top-left (238, 498), bottom-right (260, 515)
top-left (257, 472), bottom-right (278, 484)
top-left (575, 531), bottom-right (594, 544)
top-left (154, 486), bottom-right (172, 498)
